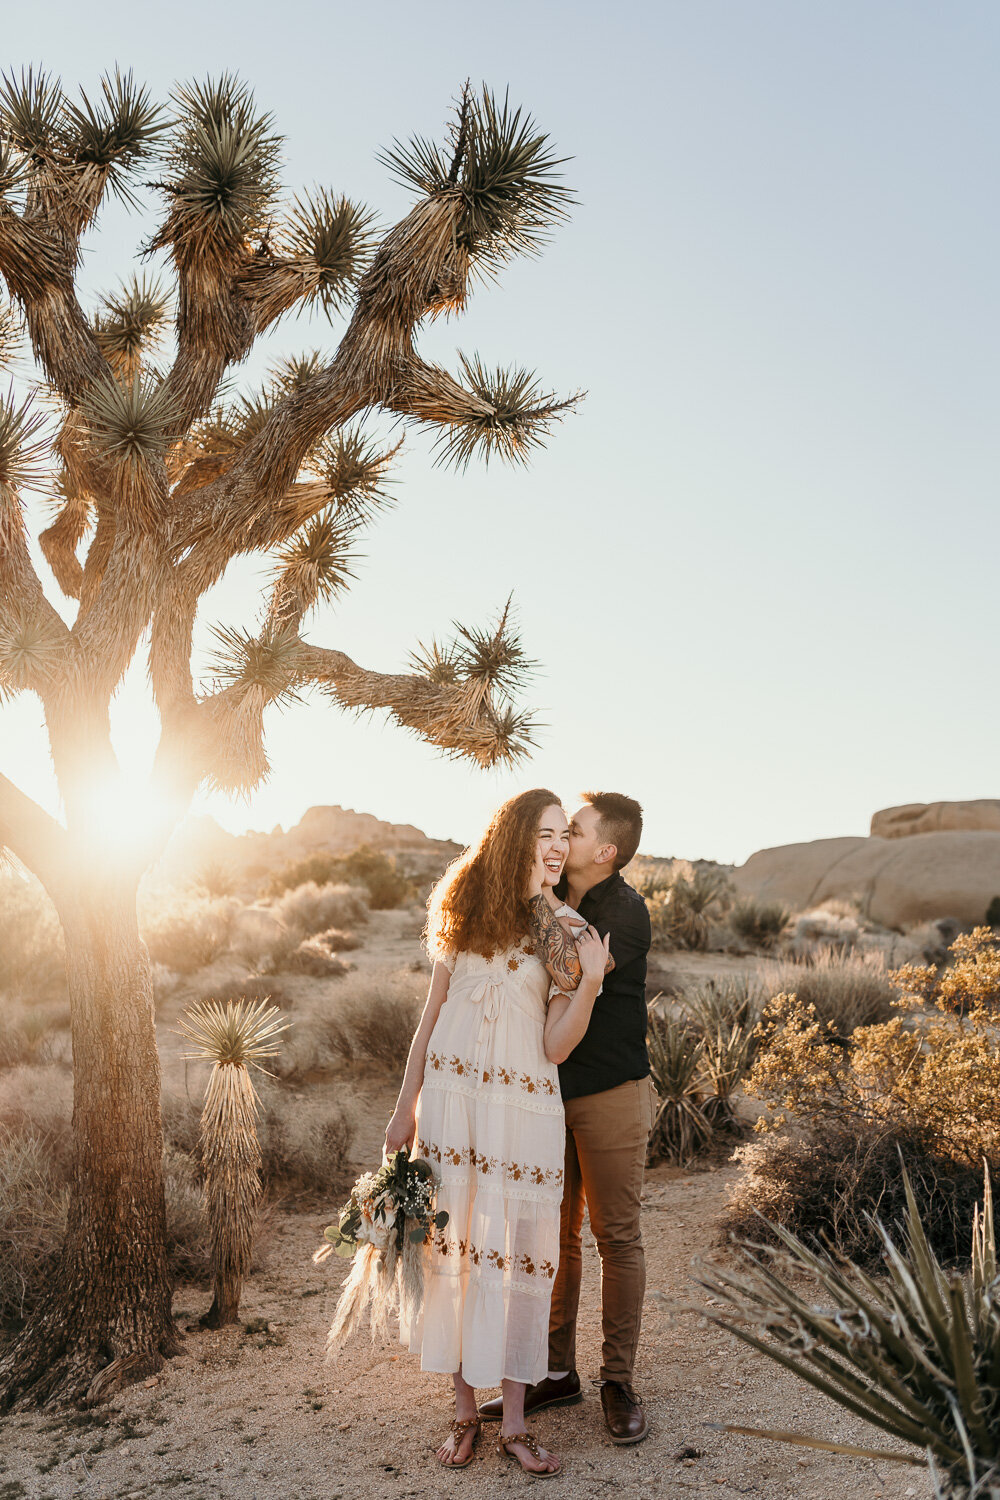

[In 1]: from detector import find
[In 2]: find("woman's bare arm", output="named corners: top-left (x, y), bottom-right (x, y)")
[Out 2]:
top-left (384, 960), bottom-right (451, 1155)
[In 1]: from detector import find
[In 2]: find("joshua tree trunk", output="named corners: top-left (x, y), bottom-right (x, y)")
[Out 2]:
top-left (0, 886), bottom-right (181, 1406)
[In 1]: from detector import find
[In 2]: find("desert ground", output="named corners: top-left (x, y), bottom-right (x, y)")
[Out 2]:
top-left (0, 908), bottom-right (934, 1500)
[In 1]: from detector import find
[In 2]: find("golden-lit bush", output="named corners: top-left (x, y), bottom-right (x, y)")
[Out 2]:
top-left (258, 1093), bottom-right (355, 1191)
top-left (729, 929), bottom-right (1000, 1262)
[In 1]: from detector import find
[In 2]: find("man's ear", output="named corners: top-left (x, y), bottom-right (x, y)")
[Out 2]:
top-left (595, 843), bottom-right (617, 868)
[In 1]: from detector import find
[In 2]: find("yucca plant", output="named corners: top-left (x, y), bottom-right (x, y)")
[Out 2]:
top-left (647, 865), bottom-right (732, 952)
top-left (177, 999), bottom-right (288, 1327)
top-left (646, 1012), bottom-right (710, 1166)
top-left (696, 1168), bottom-right (1000, 1498)
top-left (728, 898), bottom-right (789, 951)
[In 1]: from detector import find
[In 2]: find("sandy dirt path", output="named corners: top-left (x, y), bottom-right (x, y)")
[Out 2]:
top-left (1, 1140), bottom-right (932, 1500)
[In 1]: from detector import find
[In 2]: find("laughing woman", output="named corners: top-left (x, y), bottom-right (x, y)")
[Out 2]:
top-left (384, 788), bottom-right (610, 1477)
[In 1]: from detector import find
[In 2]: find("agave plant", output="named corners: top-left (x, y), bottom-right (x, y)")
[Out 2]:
top-left (696, 1168), bottom-right (1000, 1498)
top-left (646, 1012), bottom-right (710, 1166)
top-left (177, 998), bottom-right (288, 1326)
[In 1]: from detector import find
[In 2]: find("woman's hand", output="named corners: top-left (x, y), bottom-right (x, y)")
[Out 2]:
top-left (577, 925), bottom-right (611, 982)
top-left (384, 1107), bottom-right (416, 1159)
top-left (527, 843), bottom-right (548, 898)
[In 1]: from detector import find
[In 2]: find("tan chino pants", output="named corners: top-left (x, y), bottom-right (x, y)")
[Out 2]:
top-left (548, 1076), bottom-right (657, 1383)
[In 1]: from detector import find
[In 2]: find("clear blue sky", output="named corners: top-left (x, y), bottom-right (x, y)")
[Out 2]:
top-left (3, 1), bottom-right (999, 863)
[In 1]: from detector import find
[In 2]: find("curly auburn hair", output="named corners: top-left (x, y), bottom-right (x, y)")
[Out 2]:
top-left (426, 788), bottom-right (562, 962)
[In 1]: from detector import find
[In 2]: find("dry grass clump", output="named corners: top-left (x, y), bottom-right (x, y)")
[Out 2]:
top-left (274, 968), bottom-right (420, 1082)
top-left (0, 1126), bottom-right (68, 1322)
top-left (269, 881), bottom-right (369, 942)
top-left (0, 872), bottom-right (65, 1000)
top-left (0, 1010), bottom-right (63, 1070)
top-left (728, 898), bottom-right (788, 951)
top-left (163, 1146), bottom-right (211, 1279)
top-left (787, 898), bottom-right (864, 956)
top-left (727, 928), bottom-right (1000, 1264)
top-left (761, 947), bottom-right (895, 1035)
top-left (141, 892), bottom-right (238, 974)
top-left (205, 977), bottom-right (293, 1011)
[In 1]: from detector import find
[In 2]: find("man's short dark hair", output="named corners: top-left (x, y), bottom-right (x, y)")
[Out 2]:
top-left (581, 791), bottom-right (643, 871)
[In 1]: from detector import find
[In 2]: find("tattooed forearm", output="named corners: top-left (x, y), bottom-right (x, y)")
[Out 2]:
top-left (529, 895), bottom-right (583, 990)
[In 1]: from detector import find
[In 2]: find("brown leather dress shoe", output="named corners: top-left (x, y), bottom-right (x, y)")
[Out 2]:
top-left (600, 1380), bottom-right (648, 1444)
top-left (478, 1370), bottom-right (582, 1422)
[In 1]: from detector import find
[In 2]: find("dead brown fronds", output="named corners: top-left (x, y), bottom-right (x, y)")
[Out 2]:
top-left (177, 998), bottom-right (288, 1324)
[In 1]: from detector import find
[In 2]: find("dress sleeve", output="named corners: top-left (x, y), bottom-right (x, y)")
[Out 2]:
top-left (433, 947), bottom-right (456, 974)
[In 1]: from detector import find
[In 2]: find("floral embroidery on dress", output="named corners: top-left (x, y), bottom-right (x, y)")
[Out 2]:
top-left (417, 1138), bottom-right (563, 1190)
top-left (430, 1232), bottom-right (555, 1279)
top-left (426, 1051), bottom-right (557, 1096)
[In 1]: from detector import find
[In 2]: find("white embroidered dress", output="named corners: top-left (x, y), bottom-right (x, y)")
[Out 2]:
top-left (401, 939), bottom-right (564, 1388)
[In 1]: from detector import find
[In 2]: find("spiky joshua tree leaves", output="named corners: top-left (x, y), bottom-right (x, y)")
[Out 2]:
top-left (177, 1000), bottom-right (287, 1327)
top-left (0, 71), bottom-right (577, 1405)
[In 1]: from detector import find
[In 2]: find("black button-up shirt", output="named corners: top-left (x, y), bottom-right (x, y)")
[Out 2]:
top-left (554, 871), bottom-right (651, 1101)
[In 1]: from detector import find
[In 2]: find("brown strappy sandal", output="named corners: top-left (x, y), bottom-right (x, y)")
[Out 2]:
top-left (438, 1415), bottom-right (482, 1469)
top-left (497, 1430), bottom-right (562, 1478)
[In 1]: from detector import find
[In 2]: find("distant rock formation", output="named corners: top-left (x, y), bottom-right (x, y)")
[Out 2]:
top-left (871, 800), bottom-right (1000, 839)
top-left (734, 830), bottom-right (1000, 929)
top-left (154, 806), bottom-right (462, 889)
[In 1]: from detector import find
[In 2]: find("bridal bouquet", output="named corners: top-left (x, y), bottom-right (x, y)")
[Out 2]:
top-left (320, 1148), bottom-right (448, 1345)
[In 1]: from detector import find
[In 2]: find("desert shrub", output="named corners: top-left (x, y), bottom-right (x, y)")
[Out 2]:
top-left (728, 898), bottom-right (788, 951)
top-left (736, 936), bottom-right (1000, 1262)
top-left (274, 969), bottom-right (421, 1081)
top-left (0, 873), bottom-right (65, 1000)
top-left (270, 881), bottom-right (368, 944)
top-left (282, 939), bottom-right (350, 979)
top-left (987, 895), bottom-right (1000, 927)
top-left (140, 893), bottom-right (238, 974)
top-left (680, 974), bottom-right (765, 1034)
top-left (315, 927), bottom-right (361, 952)
top-left (323, 994), bottom-right (419, 1071)
top-left (787, 899), bottom-right (863, 956)
top-left (761, 947), bottom-right (895, 1035)
top-left (893, 923), bottom-right (1000, 1017)
top-left (722, 1123), bottom-right (993, 1267)
top-left (0, 1124), bottom-right (68, 1322)
top-left (266, 847), bottom-right (414, 910)
top-left (258, 1093), bottom-right (354, 1190)
top-left (193, 861), bottom-right (238, 898)
top-left (163, 1147), bottom-right (210, 1280)
top-left (161, 1085), bottom-right (203, 1160)
top-left (0, 1011), bottom-right (60, 1070)
top-left (625, 857), bottom-right (674, 899)
top-left (646, 863), bottom-right (732, 951)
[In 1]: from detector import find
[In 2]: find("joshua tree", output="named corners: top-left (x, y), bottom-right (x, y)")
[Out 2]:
top-left (177, 998), bottom-right (287, 1327)
top-left (0, 70), bottom-right (576, 1404)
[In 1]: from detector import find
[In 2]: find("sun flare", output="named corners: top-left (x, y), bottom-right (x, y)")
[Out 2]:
top-left (78, 772), bottom-right (177, 866)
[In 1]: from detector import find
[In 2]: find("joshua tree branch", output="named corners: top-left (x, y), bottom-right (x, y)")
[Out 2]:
top-left (0, 204), bottom-right (110, 405)
top-left (0, 770), bottom-right (69, 887)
